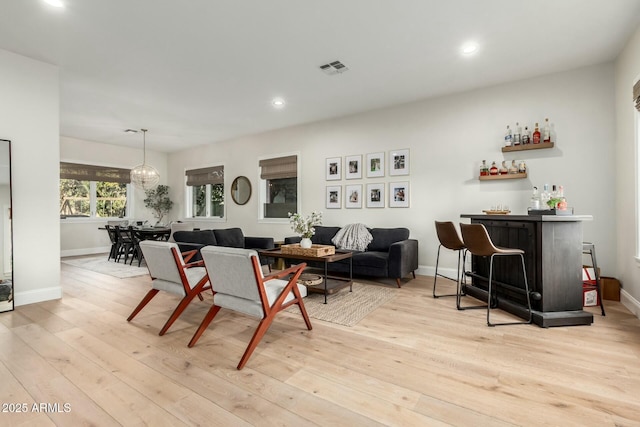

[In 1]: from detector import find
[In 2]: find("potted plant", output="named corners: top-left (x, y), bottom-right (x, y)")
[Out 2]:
top-left (288, 211), bottom-right (322, 248)
top-left (144, 185), bottom-right (174, 226)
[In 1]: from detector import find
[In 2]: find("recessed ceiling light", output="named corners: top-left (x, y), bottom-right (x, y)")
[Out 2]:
top-left (461, 43), bottom-right (478, 55)
top-left (272, 98), bottom-right (285, 108)
top-left (43, 0), bottom-right (65, 7)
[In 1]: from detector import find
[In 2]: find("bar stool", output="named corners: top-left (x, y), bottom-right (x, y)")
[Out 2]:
top-left (460, 223), bottom-right (532, 326)
top-left (583, 242), bottom-right (605, 316)
top-left (433, 221), bottom-right (467, 305)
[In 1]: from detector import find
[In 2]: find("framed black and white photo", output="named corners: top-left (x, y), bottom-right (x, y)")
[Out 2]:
top-left (366, 152), bottom-right (385, 178)
top-left (345, 154), bottom-right (362, 180)
top-left (389, 148), bottom-right (409, 176)
top-left (366, 183), bottom-right (385, 208)
top-left (326, 157), bottom-right (341, 181)
top-left (345, 184), bottom-right (362, 208)
top-left (389, 181), bottom-right (409, 207)
top-left (326, 185), bottom-right (342, 209)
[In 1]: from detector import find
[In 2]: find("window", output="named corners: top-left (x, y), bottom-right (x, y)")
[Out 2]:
top-left (185, 165), bottom-right (224, 218)
top-left (60, 162), bottom-right (131, 219)
top-left (259, 155), bottom-right (298, 219)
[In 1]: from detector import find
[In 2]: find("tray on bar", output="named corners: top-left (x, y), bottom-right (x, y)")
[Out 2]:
top-left (482, 210), bottom-right (511, 215)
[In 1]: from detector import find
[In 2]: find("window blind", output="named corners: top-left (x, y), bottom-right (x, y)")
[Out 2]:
top-left (259, 155), bottom-right (297, 180)
top-left (60, 162), bottom-right (131, 184)
top-left (185, 165), bottom-right (224, 186)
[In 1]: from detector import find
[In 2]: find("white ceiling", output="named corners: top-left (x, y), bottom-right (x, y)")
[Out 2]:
top-left (1, 0), bottom-right (640, 152)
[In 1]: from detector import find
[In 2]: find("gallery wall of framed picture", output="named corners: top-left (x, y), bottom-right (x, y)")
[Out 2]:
top-left (325, 149), bottom-right (410, 209)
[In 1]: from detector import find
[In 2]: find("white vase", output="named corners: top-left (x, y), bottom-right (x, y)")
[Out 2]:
top-left (300, 237), bottom-right (312, 249)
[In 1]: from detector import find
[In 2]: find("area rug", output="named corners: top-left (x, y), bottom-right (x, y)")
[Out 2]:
top-left (286, 282), bottom-right (397, 327)
top-left (62, 255), bottom-right (149, 279)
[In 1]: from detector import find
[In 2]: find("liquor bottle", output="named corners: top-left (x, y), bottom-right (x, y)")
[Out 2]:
top-left (557, 185), bottom-right (567, 210)
top-left (522, 126), bottom-right (531, 144)
top-left (547, 185), bottom-right (560, 209)
top-left (499, 161), bottom-right (508, 175)
top-left (490, 161), bottom-right (499, 175)
top-left (540, 184), bottom-right (551, 208)
top-left (543, 118), bottom-right (551, 143)
top-left (529, 186), bottom-right (540, 210)
top-left (532, 122), bottom-right (541, 144)
top-left (518, 160), bottom-right (526, 173)
top-left (504, 125), bottom-right (513, 147)
top-left (509, 160), bottom-right (518, 174)
top-left (514, 122), bottom-right (521, 145)
top-left (480, 160), bottom-right (489, 176)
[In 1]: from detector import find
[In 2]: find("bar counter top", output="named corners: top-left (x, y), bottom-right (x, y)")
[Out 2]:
top-left (461, 213), bottom-right (593, 222)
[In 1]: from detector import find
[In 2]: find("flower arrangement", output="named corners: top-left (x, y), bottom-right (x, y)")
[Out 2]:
top-left (288, 211), bottom-right (323, 239)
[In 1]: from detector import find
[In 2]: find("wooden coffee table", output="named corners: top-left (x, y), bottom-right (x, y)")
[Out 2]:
top-left (258, 248), bottom-right (353, 304)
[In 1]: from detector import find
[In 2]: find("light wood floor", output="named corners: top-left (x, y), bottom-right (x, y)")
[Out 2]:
top-left (1, 262), bottom-right (639, 426)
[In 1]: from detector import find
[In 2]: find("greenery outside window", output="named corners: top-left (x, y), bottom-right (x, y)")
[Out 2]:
top-left (60, 163), bottom-right (131, 219)
top-left (60, 179), bottom-right (90, 217)
top-left (259, 154), bottom-right (298, 220)
top-left (186, 165), bottom-right (224, 218)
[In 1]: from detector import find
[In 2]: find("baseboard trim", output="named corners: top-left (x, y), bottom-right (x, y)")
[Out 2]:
top-left (417, 265), bottom-right (459, 281)
top-left (61, 246), bottom-right (110, 258)
top-left (14, 286), bottom-right (62, 307)
top-left (621, 289), bottom-right (640, 320)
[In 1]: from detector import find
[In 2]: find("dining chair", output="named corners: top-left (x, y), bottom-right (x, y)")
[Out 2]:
top-left (188, 246), bottom-right (312, 370)
top-left (105, 225), bottom-right (120, 261)
top-left (459, 223), bottom-right (532, 326)
top-left (127, 240), bottom-right (211, 335)
top-left (129, 227), bottom-right (145, 266)
top-left (115, 226), bottom-right (136, 263)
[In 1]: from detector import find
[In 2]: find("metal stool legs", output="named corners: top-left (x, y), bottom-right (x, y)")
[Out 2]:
top-left (455, 254), bottom-right (490, 311)
top-left (433, 244), bottom-right (467, 299)
top-left (487, 253), bottom-right (532, 326)
top-left (583, 242), bottom-right (605, 316)
top-left (459, 222), bottom-right (532, 326)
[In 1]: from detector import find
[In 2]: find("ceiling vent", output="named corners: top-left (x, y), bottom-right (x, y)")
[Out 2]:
top-left (319, 60), bottom-right (349, 75)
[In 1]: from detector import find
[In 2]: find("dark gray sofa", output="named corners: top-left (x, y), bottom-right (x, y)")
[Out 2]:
top-left (173, 228), bottom-right (274, 265)
top-left (284, 226), bottom-right (418, 287)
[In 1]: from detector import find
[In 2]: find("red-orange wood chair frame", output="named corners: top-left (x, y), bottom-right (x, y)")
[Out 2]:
top-left (188, 249), bottom-right (311, 370)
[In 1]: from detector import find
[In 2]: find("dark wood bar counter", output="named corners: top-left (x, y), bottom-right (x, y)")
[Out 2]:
top-left (460, 214), bottom-right (593, 327)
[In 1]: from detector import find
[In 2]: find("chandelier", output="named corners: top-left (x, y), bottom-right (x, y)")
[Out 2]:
top-left (130, 128), bottom-right (160, 190)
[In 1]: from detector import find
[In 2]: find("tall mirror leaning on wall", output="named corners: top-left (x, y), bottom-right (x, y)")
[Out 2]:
top-left (0, 140), bottom-right (12, 312)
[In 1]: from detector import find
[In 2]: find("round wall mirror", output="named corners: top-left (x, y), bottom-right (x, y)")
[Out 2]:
top-left (231, 176), bottom-right (252, 205)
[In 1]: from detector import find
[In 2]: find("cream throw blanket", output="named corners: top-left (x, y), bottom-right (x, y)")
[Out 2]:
top-left (331, 223), bottom-right (373, 251)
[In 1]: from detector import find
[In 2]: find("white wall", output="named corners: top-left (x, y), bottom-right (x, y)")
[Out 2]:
top-left (168, 63), bottom-right (616, 277)
top-left (0, 49), bottom-right (61, 306)
top-left (614, 24), bottom-right (640, 317)
top-left (60, 136), bottom-right (169, 256)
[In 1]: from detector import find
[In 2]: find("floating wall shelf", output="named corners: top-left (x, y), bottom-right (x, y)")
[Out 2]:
top-left (502, 142), bottom-right (554, 153)
top-left (479, 172), bottom-right (527, 181)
